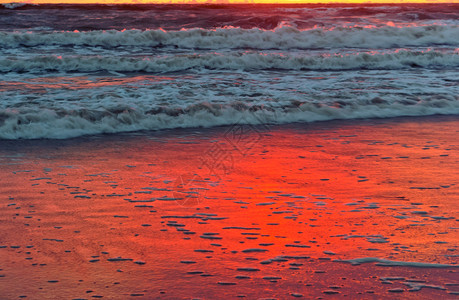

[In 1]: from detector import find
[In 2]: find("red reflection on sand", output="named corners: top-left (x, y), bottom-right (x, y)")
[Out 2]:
top-left (0, 117), bottom-right (458, 298)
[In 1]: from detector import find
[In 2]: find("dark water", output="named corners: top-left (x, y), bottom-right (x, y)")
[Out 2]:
top-left (1, 3), bottom-right (459, 31)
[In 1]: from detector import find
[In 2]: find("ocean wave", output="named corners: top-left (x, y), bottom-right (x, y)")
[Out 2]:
top-left (2, 4), bottom-right (458, 32)
top-left (1, 2), bottom-right (30, 9)
top-left (1, 96), bottom-right (458, 140)
top-left (1, 24), bottom-right (458, 50)
top-left (1, 50), bottom-right (457, 73)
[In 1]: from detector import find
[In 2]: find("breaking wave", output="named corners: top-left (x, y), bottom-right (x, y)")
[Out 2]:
top-left (1, 24), bottom-right (458, 50)
top-left (1, 50), bottom-right (458, 73)
top-left (1, 96), bottom-right (458, 139)
top-left (1, 2), bottom-right (29, 9)
top-left (1, 4), bottom-right (458, 140)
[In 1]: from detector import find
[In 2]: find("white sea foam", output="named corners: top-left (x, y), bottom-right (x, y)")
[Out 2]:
top-left (335, 257), bottom-right (459, 268)
top-left (1, 2), bottom-right (28, 9)
top-left (1, 24), bottom-right (458, 50)
top-left (1, 66), bottom-right (457, 140)
top-left (1, 6), bottom-right (458, 140)
top-left (1, 97), bottom-right (458, 139)
top-left (1, 50), bottom-right (458, 73)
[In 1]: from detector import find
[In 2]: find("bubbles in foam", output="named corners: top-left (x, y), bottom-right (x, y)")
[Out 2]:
top-left (1, 25), bottom-right (458, 50)
top-left (0, 49), bottom-right (458, 74)
top-left (0, 4), bottom-right (458, 140)
top-left (1, 69), bottom-right (458, 139)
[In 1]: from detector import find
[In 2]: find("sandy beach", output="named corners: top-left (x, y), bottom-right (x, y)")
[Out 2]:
top-left (0, 115), bottom-right (458, 299)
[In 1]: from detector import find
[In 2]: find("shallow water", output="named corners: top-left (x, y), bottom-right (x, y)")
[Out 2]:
top-left (0, 116), bottom-right (457, 298)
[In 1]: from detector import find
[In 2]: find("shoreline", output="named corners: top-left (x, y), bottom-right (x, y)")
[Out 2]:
top-left (1, 113), bottom-right (458, 143)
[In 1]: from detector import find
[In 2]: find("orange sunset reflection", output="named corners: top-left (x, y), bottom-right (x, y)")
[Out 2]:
top-left (0, 116), bottom-right (457, 298)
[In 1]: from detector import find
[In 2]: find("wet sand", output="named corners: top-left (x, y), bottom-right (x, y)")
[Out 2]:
top-left (0, 115), bottom-right (458, 299)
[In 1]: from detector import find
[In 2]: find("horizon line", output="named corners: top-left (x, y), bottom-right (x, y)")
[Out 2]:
top-left (2, 1), bottom-right (459, 4)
